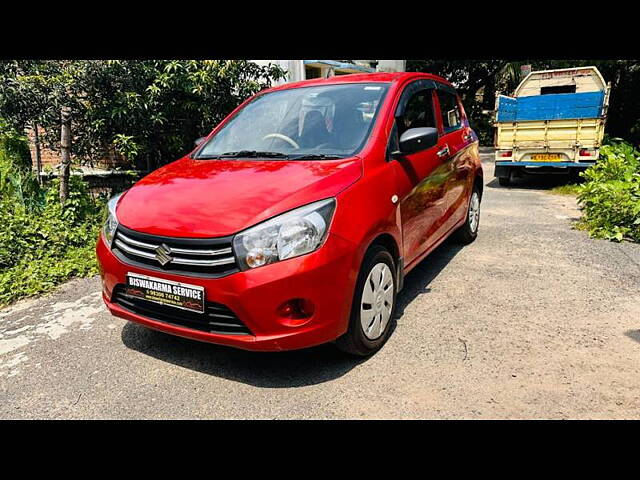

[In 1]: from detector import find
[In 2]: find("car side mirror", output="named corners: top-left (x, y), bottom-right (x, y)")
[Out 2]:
top-left (391, 127), bottom-right (439, 158)
top-left (194, 137), bottom-right (206, 148)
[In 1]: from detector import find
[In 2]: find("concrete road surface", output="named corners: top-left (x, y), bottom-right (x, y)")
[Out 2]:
top-left (2, 150), bottom-right (639, 419)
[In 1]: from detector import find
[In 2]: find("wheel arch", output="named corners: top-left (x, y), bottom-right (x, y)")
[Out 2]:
top-left (473, 169), bottom-right (484, 199)
top-left (367, 232), bottom-right (404, 292)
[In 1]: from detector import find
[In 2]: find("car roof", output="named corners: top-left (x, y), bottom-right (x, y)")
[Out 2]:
top-left (263, 71), bottom-right (454, 93)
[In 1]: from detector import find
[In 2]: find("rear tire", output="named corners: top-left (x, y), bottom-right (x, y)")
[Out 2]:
top-left (335, 245), bottom-right (397, 357)
top-left (453, 184), bottom-right (481, 245)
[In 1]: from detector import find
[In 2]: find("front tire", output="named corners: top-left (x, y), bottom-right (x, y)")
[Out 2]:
top-left (335, 245), bottom-right (397, 357)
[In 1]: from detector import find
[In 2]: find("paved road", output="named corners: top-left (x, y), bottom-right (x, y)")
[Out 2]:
top-left (2, 150), bottom-right (640, 419)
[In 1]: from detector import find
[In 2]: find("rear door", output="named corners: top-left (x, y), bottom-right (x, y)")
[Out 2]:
top-left (390, 82), bottom-right (448, 266)
top-left (434, 88), bottom-right (474, 233)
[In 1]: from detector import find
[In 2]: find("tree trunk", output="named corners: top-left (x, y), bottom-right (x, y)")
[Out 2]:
top-left (59, 106), bottom-right (72, 204)
top-left (33, 123), bottom-right (43, 186)
top-left (482, 78), bottom-right (496, 111)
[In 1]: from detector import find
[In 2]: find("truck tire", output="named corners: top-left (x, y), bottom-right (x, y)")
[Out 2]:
top-left (499, 168), bottom-right (518, 186)
top-left (335, 245), bottom-right (397, 357)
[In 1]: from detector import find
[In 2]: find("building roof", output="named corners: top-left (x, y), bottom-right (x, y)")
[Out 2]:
top-left (303, 60), bottom-right (375, 73)
top-left (264, 72), bottom-right (452, 93)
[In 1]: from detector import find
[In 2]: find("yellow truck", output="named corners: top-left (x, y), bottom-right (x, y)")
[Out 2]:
top-left (493, 66), bottom-right (610, 186)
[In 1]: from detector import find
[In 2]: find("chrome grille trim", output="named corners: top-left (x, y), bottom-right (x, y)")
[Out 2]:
top-left (169, 245), bottom-right (233, 256)
top-left (170, 256), bottom-right (235, 267)
top-left (116, 232), bottom-right (158, 250)
top-left (117, 232), bottom-right (232, 256)
top-left (115, 233), bottom-right (235, 266)
top-left (112, 226), bottom-right (238, 277)
top-left (114, 239), bottom-right (157, 260)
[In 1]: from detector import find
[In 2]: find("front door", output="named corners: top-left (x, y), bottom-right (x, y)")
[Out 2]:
top-left (391, 87), bottom-right (448, 266)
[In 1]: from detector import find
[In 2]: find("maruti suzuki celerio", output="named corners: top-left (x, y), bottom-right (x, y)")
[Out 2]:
top-left (97, 72), bottom-right (483, 356)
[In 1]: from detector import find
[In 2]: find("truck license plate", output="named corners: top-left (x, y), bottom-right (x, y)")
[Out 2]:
top-left (531, 154), bottom-right (562, 161)
top-left (125, 272), bottom-right (205, 313)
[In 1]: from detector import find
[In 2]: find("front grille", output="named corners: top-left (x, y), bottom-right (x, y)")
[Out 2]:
top-left (112, 225), bottom-right (238, 278)
top-left (112, 285), bottom-right (252, 335)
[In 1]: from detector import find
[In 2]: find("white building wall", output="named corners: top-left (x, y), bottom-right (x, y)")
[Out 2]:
top-left (252, 60), bottom-right (304, 85)
top-left (376, 60), bottom-right (406, 73)
top-left (252, 59), bottom-right (406, 85)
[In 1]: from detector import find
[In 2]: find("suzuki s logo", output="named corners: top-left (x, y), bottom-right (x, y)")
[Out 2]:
top-left (155, 243), bottom-right (173, 266)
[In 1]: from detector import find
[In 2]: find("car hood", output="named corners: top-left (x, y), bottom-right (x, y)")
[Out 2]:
top-left (116, 156), bottom-right (362, 238)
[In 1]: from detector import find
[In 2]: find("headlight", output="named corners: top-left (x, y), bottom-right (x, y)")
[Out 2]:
top-left (102, 192), bottom-right (124, 247)
top-left (233, 198), bottom-right (336, 270)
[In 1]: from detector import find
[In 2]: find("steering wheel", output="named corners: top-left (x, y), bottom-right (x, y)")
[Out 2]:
top-left (262, 133), bottom-right (300, 149)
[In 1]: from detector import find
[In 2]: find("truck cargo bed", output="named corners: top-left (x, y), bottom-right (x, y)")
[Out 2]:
top-left (495, 117), bottom-right (605, 150)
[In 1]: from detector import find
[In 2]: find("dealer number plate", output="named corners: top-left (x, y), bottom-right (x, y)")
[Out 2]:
top-left (125, 272), bottom-right (205, 313)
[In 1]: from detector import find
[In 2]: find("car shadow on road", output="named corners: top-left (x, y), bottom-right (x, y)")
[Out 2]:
top-left (486, 173), bottom-right (582, 191)
top-left (624, 329), bottom-right (640, 344)
top-left (121, 238), bottom-right (463, 388)
top-left (395, 238), bottom-right (464, 319)
top-left (121, 322), bottom-right (368, 388)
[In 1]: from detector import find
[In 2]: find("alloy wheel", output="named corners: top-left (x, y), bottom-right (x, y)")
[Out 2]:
top-left (469, 191), bottom-right (480, 233)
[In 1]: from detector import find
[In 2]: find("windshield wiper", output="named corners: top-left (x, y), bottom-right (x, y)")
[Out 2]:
top-left (217, 150), bottom-right (289, 159)
top-left (197, 151), bottom-right (344, 160)
top-left (290, 154), bottom-right (346, 160)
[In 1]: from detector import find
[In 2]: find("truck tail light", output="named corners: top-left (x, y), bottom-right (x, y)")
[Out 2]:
top-left (579, 149), bottom-right (592, 156)
top-left (500, 151), bottom-right (513, 157)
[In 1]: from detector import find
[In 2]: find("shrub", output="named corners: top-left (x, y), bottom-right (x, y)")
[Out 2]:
top-left (0, 173), bottom-right (105, 306)
top-left (576, 140), bottom-right (640, 242)
top-left (0, 130), bottom-right (43, 211)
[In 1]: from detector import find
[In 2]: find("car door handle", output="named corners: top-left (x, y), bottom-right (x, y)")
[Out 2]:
top-left (437, 145), bottom-right (450, 158)
top-left (463, 133), bottom-right (473, 142)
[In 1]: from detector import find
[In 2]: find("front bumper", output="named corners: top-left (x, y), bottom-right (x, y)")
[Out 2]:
top-left (97, 232), bottom-right (358, 351)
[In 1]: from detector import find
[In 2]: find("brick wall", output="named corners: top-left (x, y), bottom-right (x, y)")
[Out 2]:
top-left (27, 127), bottom-right (130, 170)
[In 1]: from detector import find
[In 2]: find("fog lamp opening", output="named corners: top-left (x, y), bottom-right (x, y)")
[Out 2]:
top-left (277, 298), bottom-right (315, 320)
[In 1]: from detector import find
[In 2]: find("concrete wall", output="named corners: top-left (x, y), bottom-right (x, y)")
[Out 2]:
top-left (252, 60), bottom-right (305, 85)
top-left (253, 59), bottom-right (406, 84)
top-left (376, 60), bottom-right (406, 73)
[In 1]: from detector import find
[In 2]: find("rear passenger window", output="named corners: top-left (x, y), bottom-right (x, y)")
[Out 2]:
top-left (437, 91), bottom-right (462, 132)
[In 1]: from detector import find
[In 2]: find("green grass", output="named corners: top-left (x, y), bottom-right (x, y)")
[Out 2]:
top-left (548, 184), bottom-right (582, 196)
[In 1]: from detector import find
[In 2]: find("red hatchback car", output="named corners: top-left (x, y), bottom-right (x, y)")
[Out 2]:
top-left (97, 72), bottom-right (483, 356)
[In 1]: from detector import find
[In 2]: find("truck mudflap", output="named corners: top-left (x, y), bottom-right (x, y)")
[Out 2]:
top-left (494, 161), bottom-right (595, 178)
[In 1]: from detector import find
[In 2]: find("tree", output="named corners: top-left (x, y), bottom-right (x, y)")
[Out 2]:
top-left (407, 59), bottom-right (640, 147)
top-left (0, 60), bottom-right (286, 203)
top-left (75, 60), bottom-right (286, 171)
top-left (0, 61), bottom-right (60, 177)
top-left (407, 60), bottom-right (510, 143)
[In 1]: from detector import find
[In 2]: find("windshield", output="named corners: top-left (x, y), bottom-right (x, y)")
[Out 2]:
top-left (195, 82), bottom-right (390, 159)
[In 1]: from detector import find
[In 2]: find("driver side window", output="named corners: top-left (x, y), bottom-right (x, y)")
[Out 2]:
top-left (398, 89), bottom-right (436, 138)
top-left (389, 88), bottom-right (436, 154)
